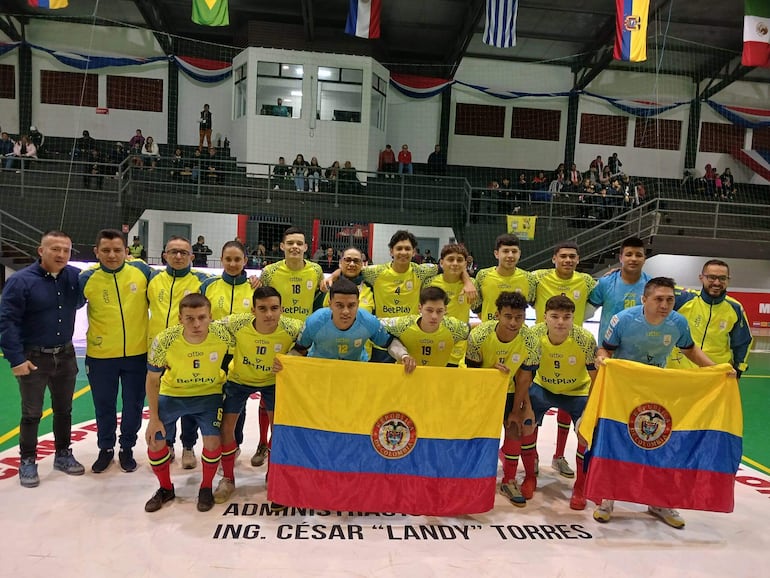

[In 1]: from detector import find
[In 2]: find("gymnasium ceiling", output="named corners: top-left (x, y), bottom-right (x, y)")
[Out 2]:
top-left (1, 0), bottom-right (768, 90)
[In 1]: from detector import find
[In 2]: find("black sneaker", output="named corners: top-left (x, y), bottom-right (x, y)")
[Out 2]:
top-left (118, 448), bottom-right (138, 473)
top-left (145, 486), bottom-right (175, 513)
top-left (197, 487), bottom-right (215, 512)
top-left (91, 449), bottom-right (114, 474)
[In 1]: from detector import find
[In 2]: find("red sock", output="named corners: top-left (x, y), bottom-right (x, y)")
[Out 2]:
top-left (258, 400), bottom-right (270, 446)
top-left (554, 409), bottom-right (571, 458)
top-left (500, 437), bottom-right (521, 483)
top-left (148, 447), bottom-right (173, 490)
top-left (520, 430), bottom-right (539, 478)
top-left (220, 440), bottom-right (238, 481)
top-left (201, 447), bottom-right (221, 489)
top-left (574, 442), bottom-right (587, 493)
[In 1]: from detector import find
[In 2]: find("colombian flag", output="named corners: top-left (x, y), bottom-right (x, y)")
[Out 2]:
top-left (578, 360), bottom-right (742, 512)
top-left (268, 356), bottom-right (509, 515)
top-left (28, 0), bottom-right (68, 8)
top-left (614, 0), bottom-right (650, 62)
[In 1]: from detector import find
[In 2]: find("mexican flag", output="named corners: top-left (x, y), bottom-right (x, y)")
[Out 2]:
top-left (743, 0), bottom-right (770, 67)
top-left (192, 0), bottom-right (229, 27)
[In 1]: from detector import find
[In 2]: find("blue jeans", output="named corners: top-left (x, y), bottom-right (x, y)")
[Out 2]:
top-left (85, 354), bottom-right (146, 450)
top-left (294, 174), bottom-right (305, 191)
top-left (398, 163), bottom-right (413, 174)
top-left (17, 345), bottom-right (78, 459)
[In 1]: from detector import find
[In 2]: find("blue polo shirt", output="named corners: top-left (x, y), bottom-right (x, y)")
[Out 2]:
top-left (0, 262), bottom-right (83, 367)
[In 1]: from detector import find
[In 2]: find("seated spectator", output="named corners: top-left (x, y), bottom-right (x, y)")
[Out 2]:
top-left (591, 186), bottom-right (614, 222)
top-left (6, 135), bottom-right (37, 172)
top-left (515, 172), bottom-right (530, 203)
top-left (427, 144), bottom-right (446, 179)
top-left (129, 129), bottom-right (145, 153)
top-left (577, 178), bottom-right (595, 219)
top-left (273, 98), bottom-right (290, 117)
top-left (531, 171), bottom-right (548, 191)
top-left (169, 147), bottom-right (187, 181)
top-left (378, 144), bottom-right (396, 178)
top-left (548, 173), bottom-right (564, 198)
top-left (397, 144), bottom-right (413, 174)
top-left (0, 132), bottom-right (14, 165)
top-left (720, 168), bottom-right (735, 200)
top-left (140, 136), bottom-right (160, 169)
top-left (191, 148), bottom-right (203, 183)
top-left (205, 147), bottom-right (220, 181)
top-left (110, 142), bottom-right (128, 175)
top-left (29, 126), bottom-right (45, 157)
top-left (704, 163), bottom-right (718, 198)
top-left (292, 153), bottom-right (308, 191)
top-left (339, 161), bottom-right (361, 194)
top-left (497, 176), bottom-right (515, 214)
top-left (598, 166), bottom-right (612, 189)
top-left (567, 163), bottom-right (581, 191)
top-left (466, 254), bottom-right (478, 277)
top-left (319, 247), bottom-right (337, 273)
top-left (83, 148), bottom-right (105, 190)
top-left (74, 130), bottom-right (95, 160)
top-left (307, 157), bottom-right (322, 192)
top-left (272, 156), bottom-right (291, 189)
top-left (589, 155), bottom-right (604, 174)
top-left (325, 160), bottom-right (340, 190)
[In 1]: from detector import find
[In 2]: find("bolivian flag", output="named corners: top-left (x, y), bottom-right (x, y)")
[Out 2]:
top-left (579, 359), bottom-right (742, 512)
top-left (614, 0), bottom-right (650, 62)
top-left (269, 356), bottom-right (509, 515)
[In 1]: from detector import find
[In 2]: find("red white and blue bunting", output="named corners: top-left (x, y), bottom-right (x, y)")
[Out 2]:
top-left (583, 92), bottom-right (688, 117)
top-left (389, 74), bottom-right (454, 99)
top-left (173, 55), bottom-right (232, 83)
top-left (0, 42), bottom-right (20, 57)
top-left (733, 149), bottom-right (770, 183)
top-left (707, 101), bottom-right (770, 129)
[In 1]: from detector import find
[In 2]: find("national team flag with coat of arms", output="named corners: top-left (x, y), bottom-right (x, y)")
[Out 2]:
top-left (28, 0), bottom-right (68, 8)
top-left (578, 359), bottom-right (742, 513)
top-left (614, 0), bottom-right (650, 62)
top-left (742, 0), bottom-right (770, 67)
top-left (192, 0), bottom-right (229, 27)
top-left (345, 0), bottom-right (381, 39)
top-left (268, 356), bottom-right (509, 515)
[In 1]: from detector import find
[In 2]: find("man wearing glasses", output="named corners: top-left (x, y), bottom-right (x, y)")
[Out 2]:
top-left (148, 236), bottom-right (212, 468)
top-left (667, 259), bottom-right (753, 376)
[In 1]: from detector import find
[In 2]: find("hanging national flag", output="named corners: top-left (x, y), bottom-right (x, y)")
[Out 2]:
top-left (268, 356), bottom-right (509, 515)
top-left (614, 0), bottom-right (650, 62)
top-left (192, 0), bottom-right (229, 27)
top-left (483, 0), bottom-right (519, 48)
top-left (345, 0), bottom-right (381, 39)
top-left (28, 0), bottom-right (68, 8)
top-left (578, 359), bottom-right (742, 513)
top-left (742, 0), bottom-right (770, 67)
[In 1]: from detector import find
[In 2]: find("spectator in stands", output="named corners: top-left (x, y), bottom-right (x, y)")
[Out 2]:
top-left (110, 142), bottom-right (127, 177)
top-left (721, 168), bottom-right (735, 200)
top-left (592, 185), bottom-right (613, 222)
top-left (169, 147), bottom-right (185, 181)
top-left (272, 156), bottom-right (291, 189)
top-left (427, 144), bottom-right (447, 179)
top-left (466, 254), bottom-right (478, 277)
top-left (704, 163), bottom-right (717, 198)
top-left (205, 147), bottom-right (220, 182)
top-left (83, 148), bottom-right (105, 189)
top-left (0, 132), bottom-right (14, 165)
top-left (129, 236), bottom-right (146, 260)
top-left (273, 98), bottom-right (289, 117)
top-left (554, 162), bottom-right (566, 180)
top-left (29, 126), bottom-right (44, 157)
top-left (74, 130), bottom-right (96, 160)
top-left (514, 172), bottom-right (530, 204)
top-left (292, 153), bottom-right (309, 191)
top-left (589, 155), bottom-right (604, 174)
top-left (140, 136), bottom-right (160, 170)
top-left (567, 163), bottom-right (581, 192)
top-left (6, 135), bottom-right (37, 172)
top-left (608, 152), bottom-right (623, 176)
top-left (339, 161), bottom-right (361, 194)
top-left (378, 144), bottom-right (396, 178)
top-left (548, 172), bottom-right (564, 198)
top-left (599, 166), bottom-right (612, 190)
top-left (325, 160), bottom-right (340, 191)
top-left (532, 170), bottom-right (548, 191)
top-left (423, 249), bottom-right (437, 264)
top-left (412, 248), bottom-right (424, 264)
top-left (307, 157), bottom-right (322, 192)
top-left (128, 129), bottom-right (145, 154)
top-left (191, 148), bottom-right (203, 183)
top-left (192, 236), bottom-right (213, 267)
top-left (198, 104), bottom-right (212, 152)
top-left (319, 247), bottom-right (337, 274)
top-left (577, 177), bottom-right (595, 219)
top-left (397, 144), bottom-right (413, 174)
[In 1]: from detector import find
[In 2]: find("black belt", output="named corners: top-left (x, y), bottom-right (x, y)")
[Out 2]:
top-left (28, 343), bottom-right (71, 354)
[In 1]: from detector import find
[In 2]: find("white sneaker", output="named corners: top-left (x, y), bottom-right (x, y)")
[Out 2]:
top-left (552, 456), bottom-right (575, 478)
top-left (273, 185), bottom-right (279, 190)
top-left (181, 447), bottom-right (197, 469)
top-left (648, 506), bottom-right (685, 529)
top-left (593, 499), bottom-right (614, 523)
top-left (214, 477), bottom-right (235, 504)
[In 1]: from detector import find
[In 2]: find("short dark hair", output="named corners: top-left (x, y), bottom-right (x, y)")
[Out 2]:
top-left (221, 240), bottom-right (246, 257)
top-left (388, 230), bottom-right (417, 250)
top-left (282, 226), bottom-right (305, 242)
top-left (702, 259), bottom-right (729, 274)
top-left (621, 236), bottom-right (645, 250)
top-left (495, 291), bottom-right (527, 312)
top-left (553, 241), bottom-right (579, 255)
top-left (252, 286), bottom-right (281, 306)
top-left (440, 243), bottom-right (469, 260)
top-left (95, 228), bottom-right (125, 247)
top-left (545, 295), bottom-right (575, 314)
top-left (644, 277), bottom-right (676, 296)
top-left (179, 293), bottom-right (210, 313)
top-left (494, 233), bottom-right (520, 250)
top-left (41, 230), bottom-right (71, 243)
top-left (330, 277), bottom-right (359, 298)
top-left (420, 286), bottom-right (449, 305)
top-left (165, 235), bottom-right (191, 247)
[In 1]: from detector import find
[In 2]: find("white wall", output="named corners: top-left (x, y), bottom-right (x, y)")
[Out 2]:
top-left (0, 28), bottom-right (18, 135)
top-left (645, 254), bottom-right (770, 291)
top-left (127, 209), bottom-right (240, 263)
top-left (370, 224), bottom-right (456, 265)
top-left (177, 73), bottom-right (232, 148)
top-left (386, 90), bottom-right (441, 164)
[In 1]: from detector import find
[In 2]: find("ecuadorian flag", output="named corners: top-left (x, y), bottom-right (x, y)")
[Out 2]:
top-left (269, 356), bottom-right (509, 515)
top-left (578, 359), bottom-right (742, 513)
top-left (614, 0), bottom-right (650, 62)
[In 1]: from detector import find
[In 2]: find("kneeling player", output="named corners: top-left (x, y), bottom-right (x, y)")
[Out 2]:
top-left (144, 294), bottom-right (233, 513)
top-left (512, 295), bottom-right (597, 509)
top-left (466, 291), bottom-right (534, 507)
